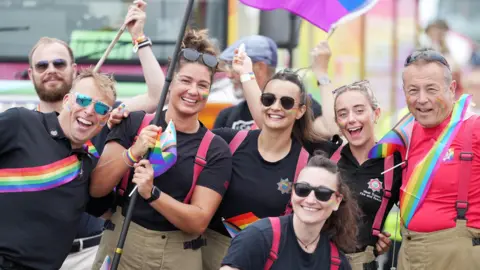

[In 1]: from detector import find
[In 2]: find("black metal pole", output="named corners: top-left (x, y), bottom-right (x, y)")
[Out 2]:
top-left (110, 0), bottom-right (196, 268)
top-left (288, 13), bottom-right (296, 68)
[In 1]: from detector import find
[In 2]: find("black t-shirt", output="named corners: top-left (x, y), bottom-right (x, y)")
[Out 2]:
top-left (337, 144), bottom-right (402, 251)
top-left (213, 97), bottom-right (323, 130)
top-left (221, 215), bottom-right (351, 270)
top-left (0, 108), bottom-right (95, 269)
top-left (106, 110), bottom-right (232, 231)
top-left (209, 129), bottom-right (340, 237)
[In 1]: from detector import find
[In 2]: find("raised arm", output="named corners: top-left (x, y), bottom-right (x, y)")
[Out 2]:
top-left (121, 0), bottom-right (163, 113)
top-left (311, 41), bottom-right (339, 138)
top-left (132, 137), bottom-right (232, 235)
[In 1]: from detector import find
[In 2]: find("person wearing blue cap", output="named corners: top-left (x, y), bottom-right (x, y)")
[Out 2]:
top-left (212, 35), bottom-right (326, 132)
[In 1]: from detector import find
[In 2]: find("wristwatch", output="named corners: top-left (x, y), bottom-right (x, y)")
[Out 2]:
top-left (146, 186), bottom-right (161, 203)
top-left (316, 74), bottom-right (331, 86)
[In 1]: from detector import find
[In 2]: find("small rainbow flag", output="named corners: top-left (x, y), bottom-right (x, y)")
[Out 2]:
top-left (222, 217), bottom-right (242, 238)
top-left (0, 155), bottom-right (81, 193)
top-left (100, 255), bottom-right (111, 270)
top-left (84, 140), bottom-right (99, 158)
top-left (149, 120), bottom-right (178, 178)
top-left (400, 94), bottom-right (473, 227)
top-left (368, 113), bottom-right (415, 159)
top-left (225, 212), bottom-right (260, 231)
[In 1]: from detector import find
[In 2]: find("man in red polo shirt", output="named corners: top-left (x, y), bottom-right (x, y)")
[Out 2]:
top-left (397, 48), bottom-right (480, 270)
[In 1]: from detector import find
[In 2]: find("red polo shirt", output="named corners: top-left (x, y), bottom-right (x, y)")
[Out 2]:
top-left (401, 115), bottom-right (480, 232)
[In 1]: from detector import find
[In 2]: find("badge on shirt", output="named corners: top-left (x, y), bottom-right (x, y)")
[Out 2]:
top-left (277, 178), bottom-right (292, 194)
top-left (368, 178), bottom-right (383, 193)
top-left (443, 148), bottom-right (454, 163)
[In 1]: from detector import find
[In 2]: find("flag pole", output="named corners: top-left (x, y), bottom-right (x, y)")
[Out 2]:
top-left (110, 0), bottom-right (196, 268)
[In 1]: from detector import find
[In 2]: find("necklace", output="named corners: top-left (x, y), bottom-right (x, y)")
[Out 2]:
top-left (296, 234), bottom-right (321, 249)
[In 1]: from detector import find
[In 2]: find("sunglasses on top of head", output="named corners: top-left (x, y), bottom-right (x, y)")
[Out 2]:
top-left (34, 59), bottom-right (68, 73)
top-left (404, 50), bottom-right (450, 69)
top-left (260, 93), bottom-right (300, 110)
top-left (73, 92), bottom-right (112, 116)
top-left (293, 182), bottom-right (340, 202)
top-left (180, 48), bottom-right (218, 70)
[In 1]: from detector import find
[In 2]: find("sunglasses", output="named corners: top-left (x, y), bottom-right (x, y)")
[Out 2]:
top-left (34, 59), bottom-right (67, 73)
top-left (293, 182), bottom-right (339, 202)
top-left (180, 48), bottom-right (218, 70)
top-left (260, 93), bottom-right (299, 110)
top-left (404, 50), bottom-right (450, 69)
top-left (74, 92), bottom-right (112, 116)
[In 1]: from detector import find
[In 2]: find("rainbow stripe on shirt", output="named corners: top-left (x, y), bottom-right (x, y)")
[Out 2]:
top-left (0, 155), bottom-right (81, 193)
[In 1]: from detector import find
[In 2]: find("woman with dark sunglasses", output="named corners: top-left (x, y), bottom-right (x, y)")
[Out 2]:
top-left (202, 45), bottom-right (342, 270)
top-left (90, 29), bottom-right (232, 269)
top-left (331, 80), bottom-right (403, 270)
top-left (220, 153), bottom-right (357, 269)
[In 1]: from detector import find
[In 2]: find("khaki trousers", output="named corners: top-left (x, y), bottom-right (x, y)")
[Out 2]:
top-left (92, 209), bottom-right (202, 270)
top-left (398, 220), bottom-right (480, 270)
top-left (201, 229), bottom-right (231, 270)
top-left (346, 246), bottom-right (377, 270)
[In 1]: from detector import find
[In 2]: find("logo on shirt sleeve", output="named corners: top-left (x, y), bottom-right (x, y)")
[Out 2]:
top-left (277, 178), bottom-right (292, 194)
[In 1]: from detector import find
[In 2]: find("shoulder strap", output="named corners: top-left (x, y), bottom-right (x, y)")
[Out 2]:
top-left (284, 147), bottom-right (310, 215)
top-left (118, 113), bottom-right (155, 196)
top-left (184, 130), bottom-right (215, 204)
top-left (371, 154), bottom-right (395, 236)
top-left (329, 241), bottom-right (341, 270)
top-left (264, 217), bottom-right (281, 270)
top-left (330, 144), bottom-right (344, 163)
top-left (456, 115), bottom-right (477, 220)
top-left (229, 130), bottom-right (249, 154)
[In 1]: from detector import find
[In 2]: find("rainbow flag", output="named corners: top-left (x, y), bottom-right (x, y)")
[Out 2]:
top-left (368, 113), bottom-right (415, 159)
top-left (222, 218), bottom-right (242, 238)
top-left (149, 120), bottom-right (177, 178)
top-left (83, 140), bottom-right (99, 158)
top-left (400, 94), bottom-right (473, 227)
top-left (0, 155), bottom-right (80, 193)
top-left (239, 0), bottom-right (379, 32)
top-left (100, 255), bottom-right (111, 270)
top-left (225, 212), bottom-right (260, 232)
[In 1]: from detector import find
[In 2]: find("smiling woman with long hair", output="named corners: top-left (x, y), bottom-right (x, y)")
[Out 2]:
top-left (220, 153), bottom-right (358, 269)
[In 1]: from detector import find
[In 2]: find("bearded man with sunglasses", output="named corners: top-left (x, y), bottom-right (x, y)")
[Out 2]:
top-left (25, 1), bottom-right (165, 269)
top-left (386, 48), bottom-right (480, 270)
top-left (0, 68), bottom-right (117, 270)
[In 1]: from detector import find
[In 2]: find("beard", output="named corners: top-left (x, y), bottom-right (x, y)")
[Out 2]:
top-left (33, 75), bottom-right (72, 103)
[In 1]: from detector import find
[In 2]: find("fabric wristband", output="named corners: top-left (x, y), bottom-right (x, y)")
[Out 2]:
top-left (240, 72), bottom-right (255, 83)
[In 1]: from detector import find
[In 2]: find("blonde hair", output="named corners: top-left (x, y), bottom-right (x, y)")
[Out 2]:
top-left (333, 80), bottom-right (380, 115)
top-left (29, 37), bottom-right (74, 66)
top-left (73, 67), bottom-right (117, 102)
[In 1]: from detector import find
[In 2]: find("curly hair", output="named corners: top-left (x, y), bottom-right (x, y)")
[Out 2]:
top-left (307, 151), bottom-right (360, 253)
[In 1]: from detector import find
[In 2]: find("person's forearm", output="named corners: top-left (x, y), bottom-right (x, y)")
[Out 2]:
top-left (149, 191), bottom-right (216, 235)
top-left (241, 79), bottom-right (264, 128)
top-left (123, 46), bottom-right (164, 113)
top-left (314, 72), bottom-right (339, 137)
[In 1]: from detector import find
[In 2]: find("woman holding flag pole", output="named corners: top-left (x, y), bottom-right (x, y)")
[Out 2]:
top-left (89, 4), bottom-right (232, 269)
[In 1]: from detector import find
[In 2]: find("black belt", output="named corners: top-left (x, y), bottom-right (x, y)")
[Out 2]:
top-left (0, 257), bottom-right (32, 270)
top-left (362, 260), bottom-right (378, 270)
top-left (69, 233), bottom-right (102, 254)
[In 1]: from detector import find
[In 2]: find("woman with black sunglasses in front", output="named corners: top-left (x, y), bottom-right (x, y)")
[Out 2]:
top-left (221, 154), bottom-right (357, 269)
top-left (202, 45), bottom-right (342, 270)
top-left (89, 29), bottom-right (232, 270)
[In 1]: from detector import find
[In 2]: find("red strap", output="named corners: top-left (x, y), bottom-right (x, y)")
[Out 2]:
top-left (329, 241), bottom-right (341, 270)
top-left (251, 123), bottom-right (259, 130)
top-left (184, 130), bottom-right (215, 204)
top-left (456, 115), bottom-right (477, 220)
top-left (371, 154), bottom-right (395, 236)
top-left (118, 113), bottom-right (156, 196)
top-left (229, 130), bottom-right (249, 154)
top-left (330, 145), bottom-right (344, 162)
top-left (264, 217), bottom-right (281, 270)
top-left (284, 147), bottom-right (309, 215)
